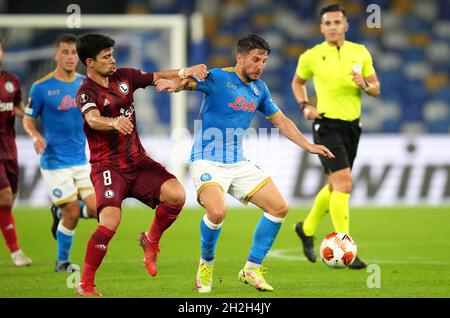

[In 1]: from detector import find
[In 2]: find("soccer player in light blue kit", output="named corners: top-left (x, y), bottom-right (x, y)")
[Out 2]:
top-left (157, 34), bottom-right (334, 292)
top-left (23, 34), bottom-right (97, 272)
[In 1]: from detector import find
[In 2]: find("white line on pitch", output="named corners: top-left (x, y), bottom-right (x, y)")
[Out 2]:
top-left (267, 248), bottom-right (450, 265)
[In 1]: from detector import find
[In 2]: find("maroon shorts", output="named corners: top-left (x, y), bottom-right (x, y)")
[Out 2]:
top-left (0, 159), bottom-right (19, 194)
top-left (90, 156), bottom-right (176, 215)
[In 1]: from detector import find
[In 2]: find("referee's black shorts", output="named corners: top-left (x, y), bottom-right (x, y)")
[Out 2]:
top-left (312, 116), bottom-right (361, 175)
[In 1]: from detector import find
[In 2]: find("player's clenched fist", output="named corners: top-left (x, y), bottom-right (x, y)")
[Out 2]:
top-left (112, 115), bottom-right (134, 135)
top-left (184, 64), bottom-right (208, 81)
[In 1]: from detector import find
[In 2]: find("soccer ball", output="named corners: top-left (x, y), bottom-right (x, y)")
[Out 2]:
top-left (319, 232), bottom-right (357, 269)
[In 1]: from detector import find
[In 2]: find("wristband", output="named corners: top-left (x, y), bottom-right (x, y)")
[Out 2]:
top-left (364, 80), bottom-right (371, 92)
top-left (178, 68), bottom-right (187, 79)
top-left (300, 101), bottom-right (309, 112)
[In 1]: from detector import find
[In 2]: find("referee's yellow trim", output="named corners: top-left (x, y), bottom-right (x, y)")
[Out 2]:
top-left (243, 177), bottom-right (272, 205)
top-left (54, 192), bottom-right (78, 206)
top-left (266, 110), bottom-right (282, 120)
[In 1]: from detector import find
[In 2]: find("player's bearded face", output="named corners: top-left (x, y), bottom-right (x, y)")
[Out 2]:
top-left (240, 49), bottom-right (268, 82)
top-left (55, 42), bottom-right (78, 72)
top-left (320, 12), bottom-right (348, 44)
top-left (94, 47), bottom-right (116, 76)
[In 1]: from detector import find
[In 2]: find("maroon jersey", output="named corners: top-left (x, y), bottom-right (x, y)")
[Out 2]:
top-left (77, 68), bottom-right (154, 171)
top-left (0, 71), bottom-right (22, 160)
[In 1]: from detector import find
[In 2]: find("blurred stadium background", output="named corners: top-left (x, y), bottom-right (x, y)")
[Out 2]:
top-left (0, 0), bottom-right (449, 207)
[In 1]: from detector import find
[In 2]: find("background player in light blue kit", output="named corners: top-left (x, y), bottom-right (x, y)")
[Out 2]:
top-left (156, 34), bottom-right (334, 292)
top-left (23, 34), bottom-right (97, 272)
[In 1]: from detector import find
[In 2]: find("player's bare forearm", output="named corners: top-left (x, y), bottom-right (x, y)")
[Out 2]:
top-left (153, 64), bottom-right (208, 83)
top-left (153, 69), bottom-right (179, 82)
top-left (271, 112), bottom-right (335, 159)
top-left (23, 116), bottom-right (46, 154)
top-left (156, 77), bottom-right (196, 93)
top-left (85, 109), bottom-right (133, 135)
top-left (23, 116), bottom-right (40, 138)
top-left (270, 112), bottom-right (310, 149)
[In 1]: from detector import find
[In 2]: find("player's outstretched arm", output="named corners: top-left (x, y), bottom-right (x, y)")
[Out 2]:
top-left (269, 111), bottom-right (335, 159)
top-left (84, 109), bottom-right (133, 135)
top-left (155, 77), bottom-right (196, 93)
top-left (153, 64), bottom-right (207, 83)
top-left (23, 116), bottom-right (46, 155)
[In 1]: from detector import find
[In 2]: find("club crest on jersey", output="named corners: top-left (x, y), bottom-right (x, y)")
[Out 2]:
top-left (52, 188), bottom-right (63, 198)
top-left (200, 173), bottom-right (212, 182)
top-left (118, 82), bottom-right (129, 95)
top-left (104, 189), bottom-right (115, 199)
top-left (250, 83), bottom-right (260, 96)
top-left (4, 81), bottom-right (14, 93)
top-left (79, 93), bottom-right (89, 103)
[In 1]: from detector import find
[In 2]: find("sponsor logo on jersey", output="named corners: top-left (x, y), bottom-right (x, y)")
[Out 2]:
top-left (228, 95), bottom-right (256, 112)
top-left (118, 82), bottom-right (129, 95)
top-left (104, 98), bottom-right (110, 106)
top-left (227, 82), bottom-right (237, 90)
top-left (119, 103), bottom-right (135, 118)
top-left (57, 95), bottom-right (77, 110)
top-left (4, 81), bottom-right (14, 93)
top-left (200, 173), bottom-right (212, 182)
top-left (47, 89), bottom-right (60, 96)
top-left (0, 102), bottom-right (14, 112)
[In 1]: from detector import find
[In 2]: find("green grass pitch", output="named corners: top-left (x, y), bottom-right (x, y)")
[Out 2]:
top-left (1, 205), bottom-right (449, 298)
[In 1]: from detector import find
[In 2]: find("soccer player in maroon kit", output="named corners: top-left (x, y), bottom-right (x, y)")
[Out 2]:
top-left (75, 33), bottom-right (207, 296)
top-left (0, 37), bottom-right (32, 267)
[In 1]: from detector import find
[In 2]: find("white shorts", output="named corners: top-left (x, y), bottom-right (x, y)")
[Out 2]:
top-left (189, 160), bottom-right (272, 205)
top-left (40, 163), bottom-right (94, 206)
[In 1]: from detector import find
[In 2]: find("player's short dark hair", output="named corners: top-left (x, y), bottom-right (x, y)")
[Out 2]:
top-left (320, 4), bottom-right (347, 21)
top-left (236, 34), bottom-right (271, 55)
top-left (76, 33), bottom-right (115, 66)
top-left (55, 33), bottom-right (77, 47)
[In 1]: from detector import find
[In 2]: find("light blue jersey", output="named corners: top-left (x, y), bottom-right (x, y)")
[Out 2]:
top-left (25, 72), bottom-right (87, 170)
top-left (190, 67), bottom-right (280, 164)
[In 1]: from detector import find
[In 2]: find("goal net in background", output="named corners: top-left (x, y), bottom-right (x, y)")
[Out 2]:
top-left (0, 14), bottom-right (195, 206)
